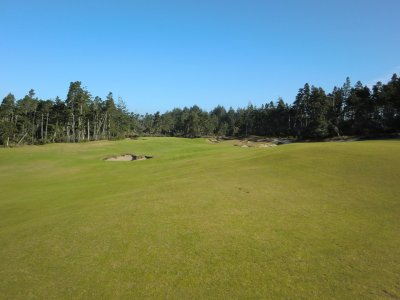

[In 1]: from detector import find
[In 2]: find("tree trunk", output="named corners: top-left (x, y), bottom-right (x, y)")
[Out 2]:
top-left (77, 116), bottom-right (81, 142)
top-left (45, 112), bottom-right (49, 141)
top-left (78, 104), bottom-right (83, 142)
top-left (93, 117), bottom-right (97, 140)
top-left (53, 120), bottom-right (58, 143)
top-left (18, 132), bottom-right (28, 145)
top-left (41, 113), bottom-right (44, 142)
top-left (32, 112), bottom-right (36, 143)
top-left (102, 113), bottom-right (107, 139)
top-left (87, 119), bottom-right (90, 141)
top-left (108, 116), bottom-right (111, 139)
top-left (71, 113), bottom-right (75, 142)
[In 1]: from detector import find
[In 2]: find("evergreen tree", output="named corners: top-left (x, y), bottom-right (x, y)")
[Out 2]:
top-left (2, 75), bottom-right (400, 146)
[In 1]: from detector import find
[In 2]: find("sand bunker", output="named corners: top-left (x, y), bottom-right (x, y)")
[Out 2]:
top-left (208, 136), bottom-right (293, 148)
top-left (207, 138), bottom-right (220, 143)
top-left (233, 137), bottom-right (294, 148)
top-left (105, 154), bottom-right (153, 161)
top-left (233, 140), bottom-right (277, 148)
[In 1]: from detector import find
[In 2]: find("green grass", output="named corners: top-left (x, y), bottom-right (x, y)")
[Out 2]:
top-left (0, 138), bottom-right (399, 299)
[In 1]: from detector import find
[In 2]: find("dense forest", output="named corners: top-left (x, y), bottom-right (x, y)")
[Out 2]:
top-left (1, 74), bottom-right (399, 146)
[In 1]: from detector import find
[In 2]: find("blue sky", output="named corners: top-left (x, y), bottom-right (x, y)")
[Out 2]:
top-left (1, 0), bottom-right (399, 114)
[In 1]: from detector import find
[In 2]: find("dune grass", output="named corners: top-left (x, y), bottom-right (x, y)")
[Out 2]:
top-left (0, 138), bottom-right (399, 299)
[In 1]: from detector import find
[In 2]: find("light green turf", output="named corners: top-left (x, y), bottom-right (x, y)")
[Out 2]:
top-left (0, 138), bottom-right (399, 299)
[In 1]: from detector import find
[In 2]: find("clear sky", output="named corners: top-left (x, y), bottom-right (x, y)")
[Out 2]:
top-left (1, 0), bottom-right (399, 114)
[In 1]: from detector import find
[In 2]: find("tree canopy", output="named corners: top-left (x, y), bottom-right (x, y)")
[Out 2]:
top-left (1, 75), bottom-right (400, 146)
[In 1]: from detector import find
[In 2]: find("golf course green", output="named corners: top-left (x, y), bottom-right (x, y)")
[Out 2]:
top-left (0, 138), bottom-right (399, 299)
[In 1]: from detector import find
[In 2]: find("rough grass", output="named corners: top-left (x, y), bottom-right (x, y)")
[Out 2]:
top-left (0, 138), bottom-right (399, 299)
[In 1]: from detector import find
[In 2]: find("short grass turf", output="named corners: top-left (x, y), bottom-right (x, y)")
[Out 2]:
top-left (0, 138), bottom-right (399, 299)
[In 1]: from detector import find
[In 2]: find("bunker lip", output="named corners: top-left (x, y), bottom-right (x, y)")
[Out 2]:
top-left (104, 154), bottom-right (153, 161)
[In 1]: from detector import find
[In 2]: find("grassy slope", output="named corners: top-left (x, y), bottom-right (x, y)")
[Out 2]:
top-left (0, 138), bottom-right (399, 299)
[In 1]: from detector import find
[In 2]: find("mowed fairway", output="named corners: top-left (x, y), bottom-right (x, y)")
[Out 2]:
top-left (0, 138), bottom-right (399, 299)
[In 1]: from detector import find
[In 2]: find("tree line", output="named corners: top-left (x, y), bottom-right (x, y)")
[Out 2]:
top-left (1, 75), bottom-right (399, 146)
